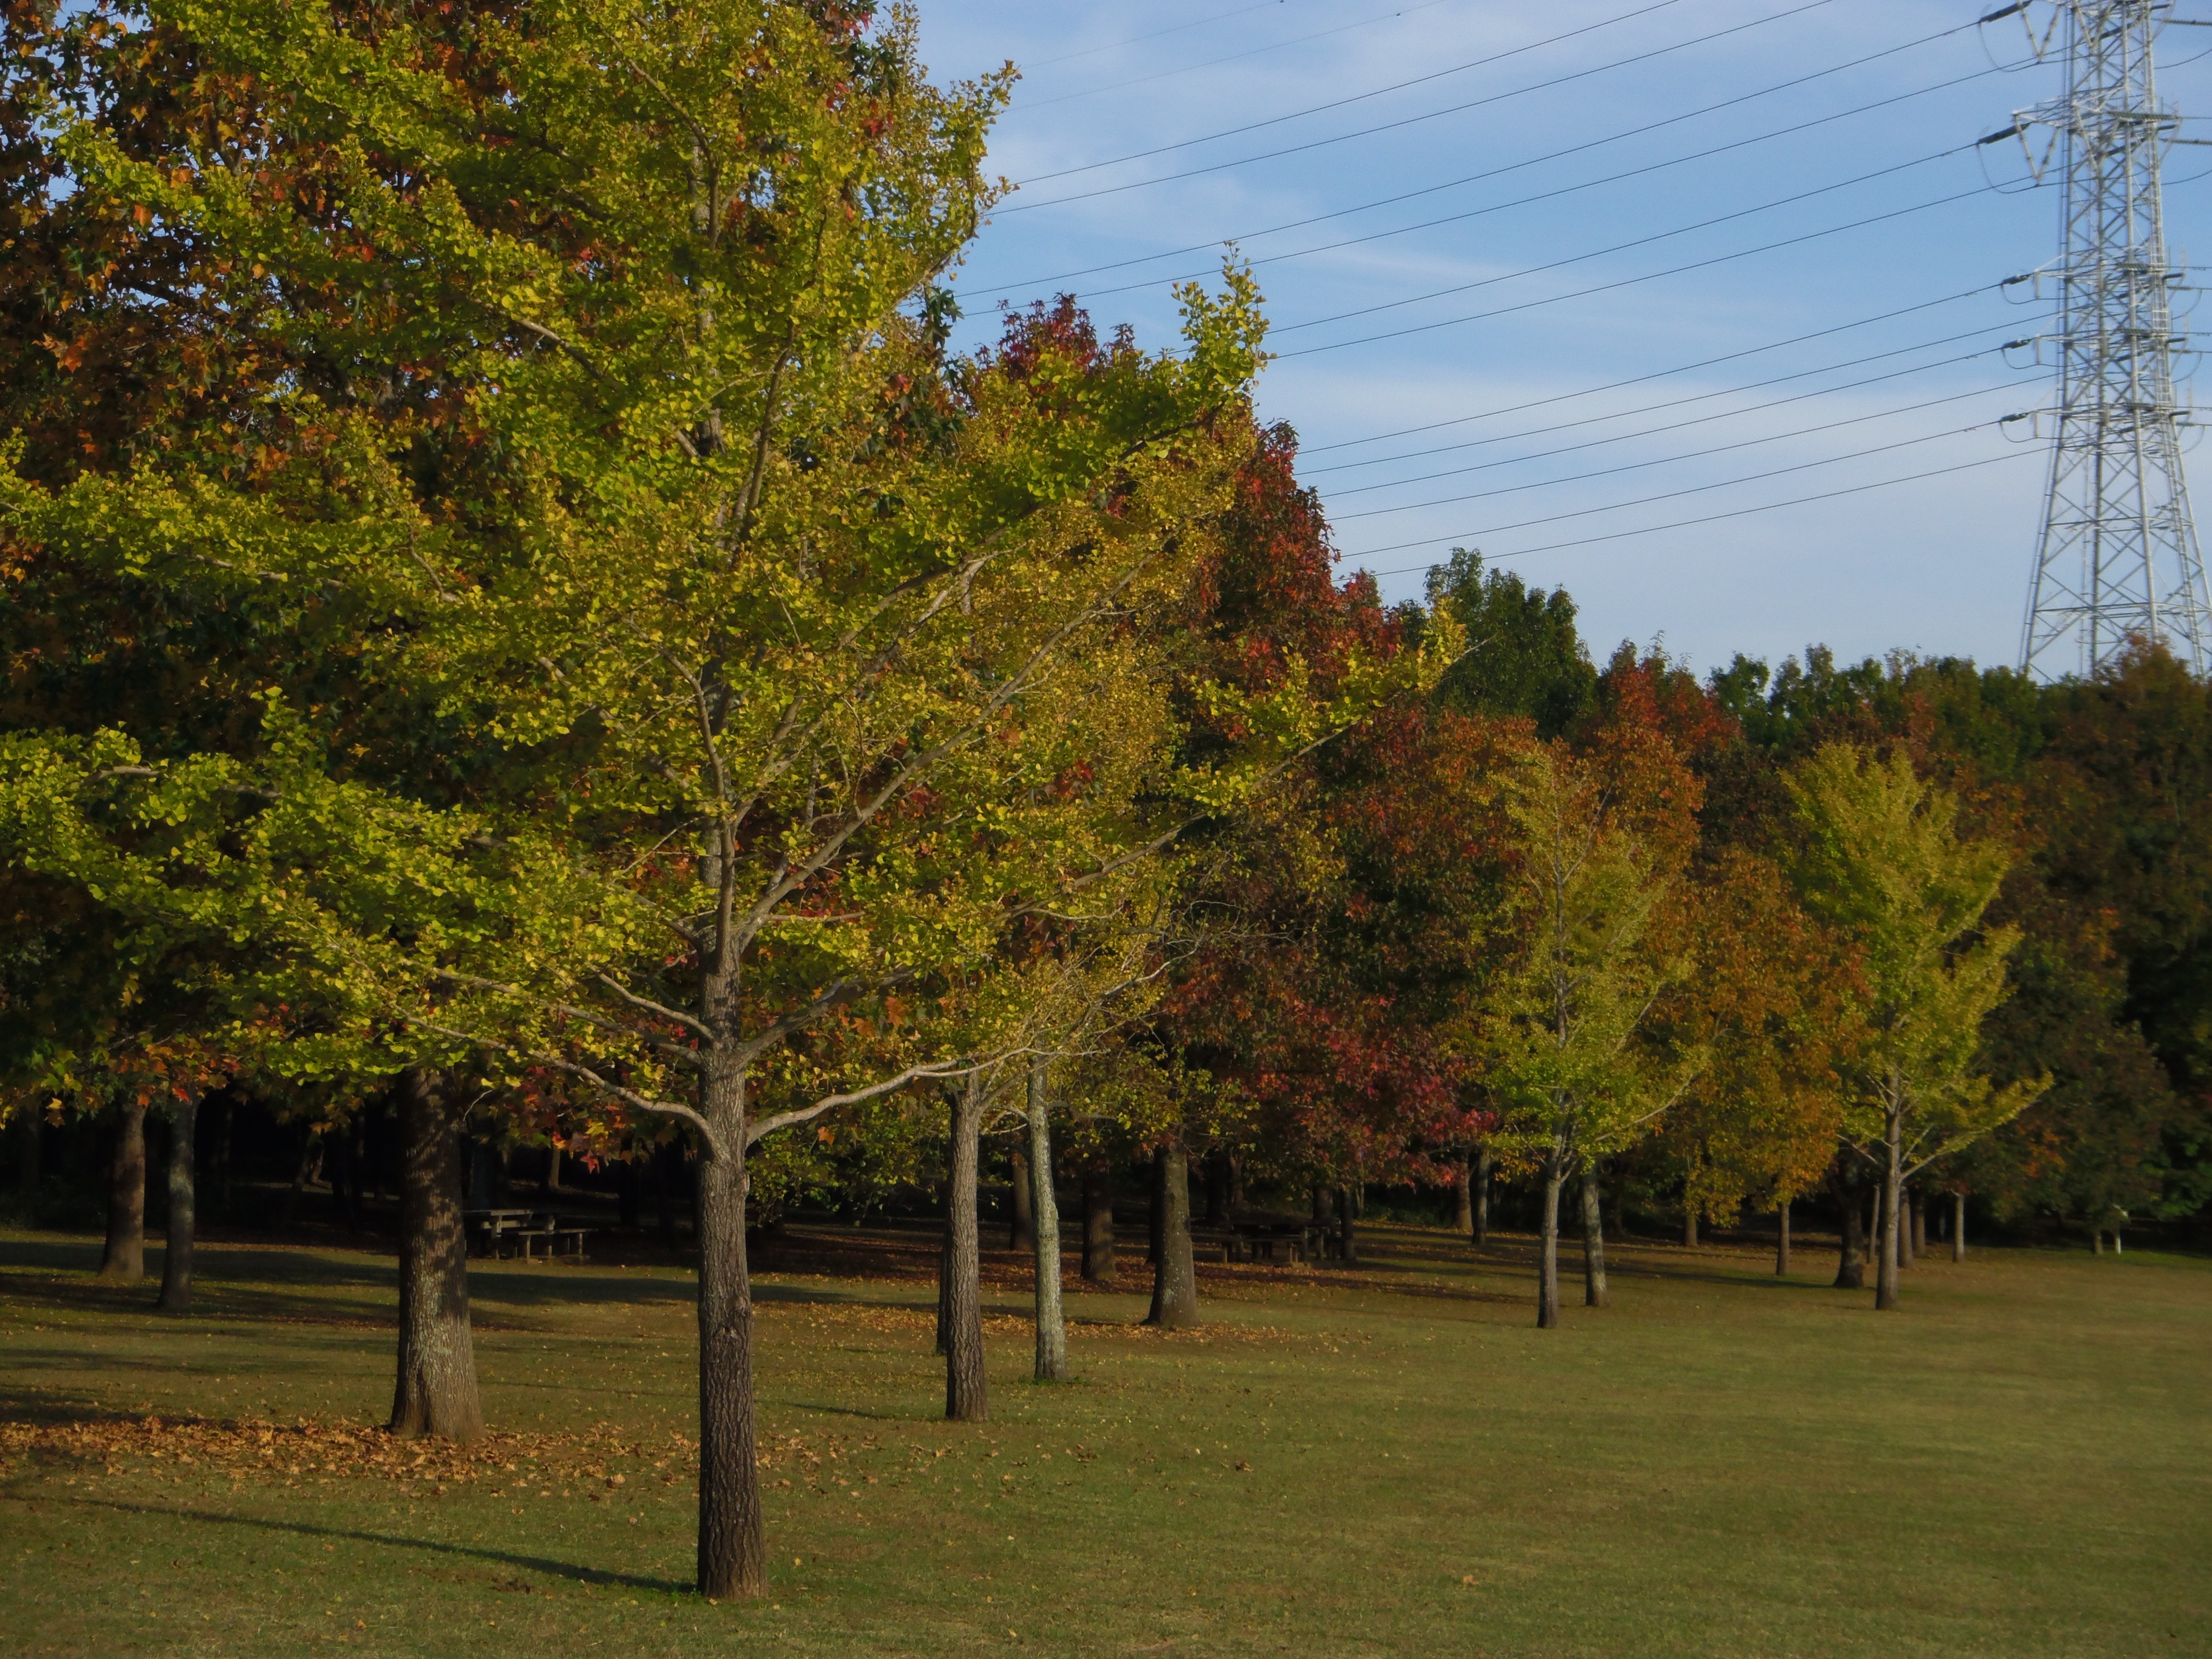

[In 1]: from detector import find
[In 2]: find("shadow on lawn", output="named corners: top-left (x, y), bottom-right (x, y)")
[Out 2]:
top-left (12, 1491), bottom-right (693, 1595)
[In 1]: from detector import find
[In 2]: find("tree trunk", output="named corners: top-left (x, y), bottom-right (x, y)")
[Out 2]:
top-left (281, 1129), bottom-right (318, 1230)
top-left (1776, 1199), bottom-right (1792, 1276)
top-left (1228, 1156), bottom-right (1245, 1215)
top-left (1145, 1137), bottom-right (1198, 1329)
top-left (943, 1077), bottom-right (988, 1422)
top-left (1951, 1191), bottom-right (1966, 1262)
top-left (1682, 1203), bottom-right (1698, 1249)
top-left (1009, 1149), bottom-right (1035, 1252)
top-left (1833, 1170), bottom-right (1865, 1290)
top-left (1081, 1158), bottom-right (1116, 1283)
top-left (13, 1104), bottom-right (39, 1202)
top-left (543, 1141), bottom-right (564, 1196)
top-left (1473, 1148), bottom-right (1493, 1246)
top-left (1911, 1188), bottom-right (1927, 1257)
top-left (1337, 1185), bottom-right (1359, 1268)
top-left (1580, 1168), bottom-right (1609, 1308)
top-left (157, 1096), bottom-right (199, 1314)
top-left (1897, 1182), bottom-right (1915, 1268)
top-left (1147, 1151), bottom-right (1166, 1265)
top-left (1874, 1105), bottom-right (1904, 1311)
top-left (694, 1108), bottom-right (764, 1602)
top-left (1453, 1157), bottom-right (1474, 1236)
top-left (388, 1069), bottom-right (482, 1441)
top-left (1024, 1066), bottom-right (1067, 1383)
top-left (100, 1101), bottom-right (148, 1281)
top-left (1537, 1142), bottom-right (1566, 1328)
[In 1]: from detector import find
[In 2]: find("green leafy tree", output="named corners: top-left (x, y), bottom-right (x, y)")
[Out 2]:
top-left (1782, 743), bottom-right (2043, 1309)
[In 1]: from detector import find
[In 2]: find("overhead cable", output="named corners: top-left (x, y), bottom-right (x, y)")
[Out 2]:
top-left (1302, 286), bottom-right (2002, 454)
top-left (1343, 419), bottom-right (2021, 551)
top-left (1329, 384), bottom-right (2023, 519)
top-left (1347, 450), bottom-right (2039, 570)
top-left (1015, 0), bottom-right (1698, 187)
top-left (1275, 148), bottom-right (1973, 336)
top-left (1307, 329), bottom-right (2027, 478)
top-left (1012, 0), bottom-right (1457, 112)
top-left (1275, 186), bottom-right (2007, 357)
top-left (982, 59), bottom-right (1999, 296)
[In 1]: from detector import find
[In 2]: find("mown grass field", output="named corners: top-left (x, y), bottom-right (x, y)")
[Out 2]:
top-left (1, 1219), bottom-right (2205, 1658)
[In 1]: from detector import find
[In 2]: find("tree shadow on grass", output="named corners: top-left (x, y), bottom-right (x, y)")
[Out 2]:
top-left (7, 1491), bottom-right (694, 1595)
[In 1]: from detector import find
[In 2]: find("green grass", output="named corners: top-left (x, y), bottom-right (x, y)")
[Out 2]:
top-left (2, 1221), bottom-right (2206, 1657)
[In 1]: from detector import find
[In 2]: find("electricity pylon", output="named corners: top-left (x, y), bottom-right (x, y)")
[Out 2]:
top-left (1998, 0), bottom-right (2212, 678)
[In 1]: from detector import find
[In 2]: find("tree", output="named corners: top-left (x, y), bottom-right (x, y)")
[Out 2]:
top-left (1782, 744), bottom-right (2044, 1309)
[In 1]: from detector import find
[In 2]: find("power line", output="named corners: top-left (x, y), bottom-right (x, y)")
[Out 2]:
top-left (1276, 185), bottom-right (2008, 357)
top-left (1266, 145), bottom-right (1969, 335)
top-left (1307, 328), bottom-right (2026, 478)
top-left (1011, 0), bottom-right (1456, 112)
top-left (980, 52), bottom-right (1999, 296)
top-left (1326, 360), bottom-right (2021, 493)
top-left (1337, 416), bottom-right (2014, 545)
top-left (1329, 384), bottom-right (2022, 519)
top-left (1346, 450), bottom-right (2040, 570)
top-left (1014, 0), bottom-right (1696, 187)
top-left (1302, 286), bottom-right (2002, 454)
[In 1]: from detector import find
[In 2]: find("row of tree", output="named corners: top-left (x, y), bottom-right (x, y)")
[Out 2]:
top-left (3, 0), bottom-right (2204, 1604)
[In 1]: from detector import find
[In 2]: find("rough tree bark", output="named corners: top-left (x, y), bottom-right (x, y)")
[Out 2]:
top-left (1009, 1149), bottom-right (1035, 1252)
top-left (1337, 1185), bottom-right (1359, 1268)
top-left (100, 1101), bottom-right (148, 1281)
top-left (1831, 1167), bottom-right (1866, 1290)
top-left (1474, 1148), bottom-right (1493, 1247)
top-left (1874, 1098), bottom-right (1904, 1311)
top-left (388, 1068), bottom-right (483, 1441)
top-left (1537, 1139), bottom-right (1567, 1329)
top-left (1081, 1158), bottom-right (1116, 1282)
top-left (1776, 1198), bottom-right (1792, 1276)
top-left (1580, 1168), bottom-right (1609, 1309)
top-left (694, 1095), bottom-right (763, 1602)
top-left (1024, 1065), bottom-right (1067, 1382)
top-left (1951, 1191), bottom-right (1966, 1261)
top-left (157, 1096), bottom-right (199, 1314)
top-left (942, 1076), bottom-right (988, 1422)
top-left (1145, 1137), bottom-right (1198, 1329)
top-left (1453, 1157), bottom-right (1474, 1236)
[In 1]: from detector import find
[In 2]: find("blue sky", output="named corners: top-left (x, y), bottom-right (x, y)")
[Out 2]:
top-left (906, 1), bottom-right (2212, 678)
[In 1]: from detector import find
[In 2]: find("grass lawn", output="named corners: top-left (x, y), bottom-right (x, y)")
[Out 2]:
top-left (1, 1219), bottom-right (2206, 1657)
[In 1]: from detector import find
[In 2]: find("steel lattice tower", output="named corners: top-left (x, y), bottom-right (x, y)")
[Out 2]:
top-left (2013, 0), bottom-right (2212, 678)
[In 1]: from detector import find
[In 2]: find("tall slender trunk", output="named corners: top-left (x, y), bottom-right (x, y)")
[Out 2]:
top-left (1580, 1168), bottom-right (1609, 1308)
top-left (157, 1097), bottom-right (199, 1314)
top-left (1228, 1156), bottom-right (1245, 1214)
top-left (1682, 1203), bottom-right (1698, 1249)
top-left (1147, 1151), bottom-right (1166, 1265)
top-left (1453, 1157), bottom-right (1474, 1236)
top-left (1473, 1148), bottom-right (1493, 1246)
top-left (388, 1069), bottom-right (482, 1441)
top-left (1897, 1181), bottom-right (1915, 1268)
top-left (1833, 1168), bottom-right (1865, 1290)
top-left (1009, 1150), bottom-right (1035, 1251)
top-left (1951, 1191), bottom-right (1966, 1261)
top-left (1874, 1103), bottom-right (1904, 1311)
top-left (694, 1085), bottom-right (764, 1602)
top-left (100, 1101), bottom-right (147, 1281)
top-left (1337, 1186), bottom-right (1359, 1268)
top-left (1776, 1199), bottom-right (1792, 1276)
top-left (1145, 1137), bottom-right (1198, 1329)
top-left (1537, 1142), bottom-right (1566, 1329)
top-left (1081, 1158), bottom-right (1116, 1282)
top-left (1024, 1066), bottom-right (1067, 1384)
top-left (543, 1142), bottom-right (564, 1197)
top-left (943, 1077), bottom-right (987, 1422)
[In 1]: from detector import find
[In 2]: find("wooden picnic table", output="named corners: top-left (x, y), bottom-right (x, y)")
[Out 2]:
top-left (463, 1209), bottom-right (596, 1263)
